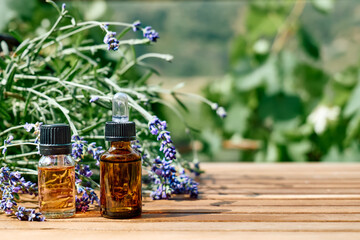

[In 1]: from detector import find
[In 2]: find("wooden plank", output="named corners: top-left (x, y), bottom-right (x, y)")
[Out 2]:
top-left (2, 213), bottom-right (360, 223)
top-left (200, 194), bottom-right (360, 200)
top-left (3, 221), bottom-right (360, 232)
top-left (3, 230), bottom-right (360, 240)
top-left (2, 163), bottom-right (360, 239)
top-left (201, 189), bottom-right (360, 194)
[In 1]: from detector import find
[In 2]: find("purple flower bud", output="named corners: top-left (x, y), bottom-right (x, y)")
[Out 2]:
top-left (132, 20), bottom-right (141, 32)
top-left (216, 106), bottom-right (227, 118)
top-left (89, 96), bottom-right (99, 103)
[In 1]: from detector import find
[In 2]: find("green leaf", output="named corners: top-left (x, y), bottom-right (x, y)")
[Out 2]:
top-left (172, 93), bottom-right (189, 113)
top-left (94, 98), bottom-right (112, 110)
top-left (0, 101), bottom-right (11, 119)
top-left (0, 56), bottom-right (6, 69)
top-left (13, 193), bottom-right (20, 200)
top-left (79, 120), bottom-right (106, 135)
top-left (224, 103), bottom-right (250, 134)
top-left (258, 93), bottom-right (302, 121)
top-left (136, 70), bottom-right (153, 86)
top-left (8, 29), bottom-right (22, 42)
top-left (236, 56), bottom-right (280, 94)
top-left (344, 82), bottom-right (360, 117)
top-left (287, 140), bottom-right (312, 162)
top-left (299, 25), bottom-right (320, 59)
top-left (5, 64), bottom-right (16, 91)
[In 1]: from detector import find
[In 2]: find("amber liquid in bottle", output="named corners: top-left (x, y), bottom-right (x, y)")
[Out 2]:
top-left (100, 141), bottom-right (142, 218)
top-left (38, 165), bottom-right (76, 218)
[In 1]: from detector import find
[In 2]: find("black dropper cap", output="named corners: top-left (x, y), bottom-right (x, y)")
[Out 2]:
top-left (39, 124), bottom-right (72, 155)
top-left (105, 121), bottom-right (136, 142)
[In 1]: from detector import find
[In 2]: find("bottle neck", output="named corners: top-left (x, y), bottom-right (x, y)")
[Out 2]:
top-left (110, 141), bottom-right (131, 149)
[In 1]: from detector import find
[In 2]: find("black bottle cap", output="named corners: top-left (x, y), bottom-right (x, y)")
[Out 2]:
top-left (39, 124), bottom-right (72, 155)
top-left (105, 121), bottom-right (136, 142)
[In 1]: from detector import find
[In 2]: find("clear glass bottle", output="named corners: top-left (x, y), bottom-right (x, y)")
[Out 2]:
top-left (38, 124), bottom-right (76, 218)
top-left (100, 93), bottom-right (142, 218)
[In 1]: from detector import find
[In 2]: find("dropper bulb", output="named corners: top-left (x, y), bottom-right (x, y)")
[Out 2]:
top-left (112, 93), bottom-right (129, 122)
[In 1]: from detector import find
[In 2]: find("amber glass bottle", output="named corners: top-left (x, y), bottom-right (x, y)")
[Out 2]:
top-left (38, 124), bottom-right (75, 219)
top-left (100, 139), bottom-right (141, 218)
top-left (100, 93), bottom-right (142, 218)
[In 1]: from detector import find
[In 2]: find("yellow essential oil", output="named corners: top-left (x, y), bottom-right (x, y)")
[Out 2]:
top-left (38, 124), bottom-right (76, 218)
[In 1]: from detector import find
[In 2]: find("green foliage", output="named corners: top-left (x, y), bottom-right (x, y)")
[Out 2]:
top-left (204, 0), bottom-right (360, 162)
top-left (0, 2), bottom-right (211, 181)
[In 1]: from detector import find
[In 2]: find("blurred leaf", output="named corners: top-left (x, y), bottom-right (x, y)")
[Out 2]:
top-left (258, 93), bottom-right (302, 121)
top-left (311, 0), bottom-right (334, 14)
top-left (294, 64), bottom-right (328, 104)
top-left (345, 112), bottom-right (360, 145)
top-left (1, 41), bottom-right (9, 56)
top-left (265, 141), bottom-right (279, 162)
top-left (298, 25), bottom-right (320, 59)
top-left (171, 93), bottom-right (189, 113)
top-left (224, 103), bottom-right (250, 134)
top-left (236, 56), bottom-right (280, 94)
top-left (0, 101), bottom-right (11, 119)
top-left (200, 129), bottom-right (222, 157)
top-left (287, 140), bottom-right (311, 162)
top-left (344, 82), bottom-right (360, 117)
top-left (322, 143), bottom-right (360, 162)
top-left (8, 29), bottom-right (22, 42)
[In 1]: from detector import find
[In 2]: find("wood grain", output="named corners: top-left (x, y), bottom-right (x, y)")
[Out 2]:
top-left (1, 163), bottom-right (360, 240)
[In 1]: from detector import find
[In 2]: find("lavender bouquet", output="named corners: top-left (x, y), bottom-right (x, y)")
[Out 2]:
top-left (0, 1), bottom-right (225, 220)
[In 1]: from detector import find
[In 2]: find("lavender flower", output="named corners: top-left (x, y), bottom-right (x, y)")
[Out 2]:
top-left (2, 135), bottom-right (14, 155)
top-left (75, 196), bottom-right (91, 213)
top-left (76, 164), bottom-right (93, 178)
top-left (1, 167), bottom-right (40, 219)
top-left (15, 206), bottom-right (45, 221)
top-left (131, 140), bottom-right (149, 162)
top-left (72, 135), bottom-right (87, 161)
top-left (89, 96), bottom-right (99, 103)
top-left (143, 26), bottom-right (159, 42)
top-left (102, 23), bottom-right (109, 30)
top-left (24, 122), bottom-right (35, 132)
top-left (150, 156), bottom-right (198, 200)
top-left (149, 117), bottom-right (175, 160)
top-left (76, 185), bottom-right (99, 212)
top-left (103, 31), bottom-right (119, 51)
top-left (132, 20), bottom-right (141, 32)
top-left (87, 142), bottom-right (104, 165)
top-left (172, 169), bottom-right (199, 198)
top-left (4, 135), bottom-right (13, 145)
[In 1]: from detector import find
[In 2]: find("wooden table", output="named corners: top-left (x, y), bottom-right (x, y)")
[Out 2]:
top-left (2, 163), bottom-right (360, 239)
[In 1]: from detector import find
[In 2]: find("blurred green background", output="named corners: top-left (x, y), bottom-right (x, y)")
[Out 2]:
top-left (2, 0), bottom-right (360, 162)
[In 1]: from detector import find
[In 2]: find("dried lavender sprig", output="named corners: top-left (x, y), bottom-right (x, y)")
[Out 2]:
top-left (87, 142), bottom-right (104, 166)
top-left (149, 116), bottom-right (176, 160)
top-left (72, 135), bottom-right (87, 162)
top-left (150, 156), bottom-right (199, 200)
top-left (75, 184), bottom-right (99, 213)
top-left (0, 167), bottom-right (43, 221)
top-left (15, 206), bottom-right (45, 221)
top-left (75, 195), bottom-right (91, 213)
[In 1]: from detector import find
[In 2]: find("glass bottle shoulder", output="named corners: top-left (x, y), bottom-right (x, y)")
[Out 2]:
top-left (100, 147), bottom-right (141, 163)
top-left (39, 154), bottom-right (75, 167)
